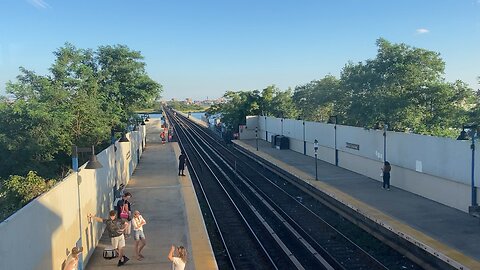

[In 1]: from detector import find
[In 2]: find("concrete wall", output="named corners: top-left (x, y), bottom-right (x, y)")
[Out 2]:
top-left (0, 127), bottom-right (146, 270)
top-left (248, 115), bottom-right (478, 212)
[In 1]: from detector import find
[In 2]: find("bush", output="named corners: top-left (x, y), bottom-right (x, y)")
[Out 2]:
top-left (0, 171), bottom-right (55, 221)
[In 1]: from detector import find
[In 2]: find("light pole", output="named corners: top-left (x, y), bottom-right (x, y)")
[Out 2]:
top-left (72, 145), bottom-right (103, 270)
top-left (329, 115), bottom-right (338, 166)
top-left (457, 124), bottom-right (479, 214)
top-left (383, 123), bottom-right (388, 163)
top-left (111, 129), bottom-right (130, 199)
top-left (314, 139), bottom-right (319, 180)
top-left (255, 126), bottom-right (258, 151)
top-left (303, 121), bottom-right (306, 155)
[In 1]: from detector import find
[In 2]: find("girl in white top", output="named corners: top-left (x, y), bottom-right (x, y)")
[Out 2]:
top-left (168, 245), bottom-right (187, 270)
top-left (132, 210), bottom-right (147, 260)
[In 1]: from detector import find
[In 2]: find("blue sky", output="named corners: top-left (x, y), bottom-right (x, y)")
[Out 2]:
top-left (0, 0), bottom-right (479, 100)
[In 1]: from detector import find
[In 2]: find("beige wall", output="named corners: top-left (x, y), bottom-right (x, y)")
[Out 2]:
top-left (251, 115), bottom-right (478, 212)
top-left (0, 128), bottom-right (145, 270)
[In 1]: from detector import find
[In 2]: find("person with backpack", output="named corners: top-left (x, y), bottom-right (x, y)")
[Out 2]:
top-left (117, 192), bottom-right (132, 237)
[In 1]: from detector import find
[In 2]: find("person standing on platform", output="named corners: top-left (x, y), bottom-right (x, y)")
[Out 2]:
top-left (178, 152), bottom-right (186, 176)
top-left (132, 210), bottom-right (147, 260)
top-left (381, 161), bottom-right (391, 190)
top-left (63, 246), bottom-right (83, 270)
top-left (88, 211), bottom-right (130, 266)
top-left (168, 245), bottom-right (187, 270)
top-left (117, 192), bottom-right (132, 237)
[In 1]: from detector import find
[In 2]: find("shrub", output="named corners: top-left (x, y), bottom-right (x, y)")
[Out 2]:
top-left (0, 171), bottom-right (55, 221)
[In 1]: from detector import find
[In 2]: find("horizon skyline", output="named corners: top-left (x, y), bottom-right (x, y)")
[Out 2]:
top-left (1, 0), bottom-right (479, 100)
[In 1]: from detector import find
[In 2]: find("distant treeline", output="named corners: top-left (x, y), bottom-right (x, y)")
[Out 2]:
top-left (167, 100), bottom-right (209, 112)
top-left (208, 38), bottom-right (480, 138)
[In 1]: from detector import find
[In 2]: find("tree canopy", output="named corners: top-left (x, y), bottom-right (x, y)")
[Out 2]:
top-left (0, 43), bottom-right (162, 179)
top-left (212, 38), bottom-right (476, 137)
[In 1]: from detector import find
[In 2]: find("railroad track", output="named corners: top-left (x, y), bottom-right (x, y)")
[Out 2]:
top-left (167, 109), bottom-right (422, 270)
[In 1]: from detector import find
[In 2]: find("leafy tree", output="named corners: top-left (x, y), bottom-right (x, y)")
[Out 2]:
top-left (207, 86), bottom-right (298, 131)
top-left (0, 43), bottom-right (162, 180)
top-left (339, 38), bottom-right (475, 134)
top-left (0, 171), bottom-right (55, 220)
top-left (97, 45), bottom-right (161, 125)
top-left (293, 75), bottom-right (342, 121)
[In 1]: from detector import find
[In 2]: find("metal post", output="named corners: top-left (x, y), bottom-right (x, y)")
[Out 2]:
top-left (281, 118), bottom-right (284, 135)
top-left (315, 152), bottom-right (318, 180)
top-left (471, 135), bottom-right (477, 206)
top-left (332, 116), bottom-right (338, 166)
top-left (303, 121), bottom-right (306, 155)
top-left (265, 116), bottom-right (268, 142)
top-left (71, 146), bottom-right (84, 270)
top-left (383, 124), bottom-right (388, 163)
top-left (255, 127), bottom-right (258, 151)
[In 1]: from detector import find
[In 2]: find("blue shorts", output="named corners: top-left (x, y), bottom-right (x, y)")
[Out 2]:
top-left (134, 230), bottom-right (145, 240)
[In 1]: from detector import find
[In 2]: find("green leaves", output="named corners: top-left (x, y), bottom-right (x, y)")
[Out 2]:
top-left (208, 86), bottom-right (299, 132)
top-left (0, 171), bottom-right (55, 220)
top-left (293, 38), bottom-right (475, 134)
top-left (0, 43), bottom-right (162, 180)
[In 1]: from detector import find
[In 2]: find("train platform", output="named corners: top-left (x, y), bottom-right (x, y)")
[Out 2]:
top-left (86, 119), bottom-right (217, 270)
top-left (233, 139), bottom-right (480, 270)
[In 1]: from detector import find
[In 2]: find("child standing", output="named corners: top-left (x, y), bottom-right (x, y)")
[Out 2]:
top-left (132, 210), bottom-right (147, 260)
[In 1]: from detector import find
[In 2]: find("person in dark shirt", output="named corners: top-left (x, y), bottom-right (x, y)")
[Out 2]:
top-left (382, 161), bottom-right (392, 190)
top-left (178, 152), bottom-right (186, 176)
top-left (117, 192), bottom-right (132, 237)
top-left (88, 210), bottom-right (129, 266)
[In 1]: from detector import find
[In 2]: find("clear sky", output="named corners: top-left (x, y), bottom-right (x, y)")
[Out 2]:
top-left (0, 0), bottom-right (479, 100)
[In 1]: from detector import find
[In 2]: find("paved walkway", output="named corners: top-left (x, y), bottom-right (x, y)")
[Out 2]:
top-left (234, 139), bottom-right (480, 270)
top-left (86, 119), bottom-right (216, 269)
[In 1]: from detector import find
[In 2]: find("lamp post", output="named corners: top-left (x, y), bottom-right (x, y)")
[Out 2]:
top-left (457, 124), bottom-right (479, 213)
top-left (314, 139), bottom-right (319, 180)
top-left (383, 123), bottom-right (388, 163)
top-left (255, 126), bottom-right (258, 151)
top-left (72, 145), bottom-right (103, 270)
top-left (329, 115), bottom-right (338, 166)
top-left (111, 129), bottom-right (129, 199)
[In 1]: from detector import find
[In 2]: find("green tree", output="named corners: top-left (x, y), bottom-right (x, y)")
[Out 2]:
top-left (207, 86), bottom-right (298, 131)
top-left (97, 45), bottom-right (161, 125)
top-left (339, 38), bottom-right (475, 134)
top-left (293, 75), bottom-right (342, 121)
top-left (0, 171), bottom-right (55, 220)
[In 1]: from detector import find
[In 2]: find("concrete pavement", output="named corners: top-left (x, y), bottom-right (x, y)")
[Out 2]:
top-left (86, 119), bottom-right (216, 269)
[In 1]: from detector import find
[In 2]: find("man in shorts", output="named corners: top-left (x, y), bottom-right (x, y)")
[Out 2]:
top-left (88, 210), bottom-right (130, 266)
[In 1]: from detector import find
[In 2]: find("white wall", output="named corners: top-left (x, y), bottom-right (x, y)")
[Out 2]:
top-left (0, 127), bottom-right (146, 270)
top-left (248, 115), bottom-right (478, 212)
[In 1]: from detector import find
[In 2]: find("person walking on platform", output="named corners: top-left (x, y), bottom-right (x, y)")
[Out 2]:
top-left (168, 245), bottom-right (187, 270)
top-left (381, 161), bottom-right (391, 190)
top-left (88, 211), bottom-right (130, 266)
top-left (178, 152), bottom-right (186, 176)
top-left (132, 210), bottom-right (147, 260)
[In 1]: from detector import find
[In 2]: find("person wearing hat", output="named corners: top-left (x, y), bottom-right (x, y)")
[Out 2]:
top-left (63, 246), bottom-right (83, 270)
